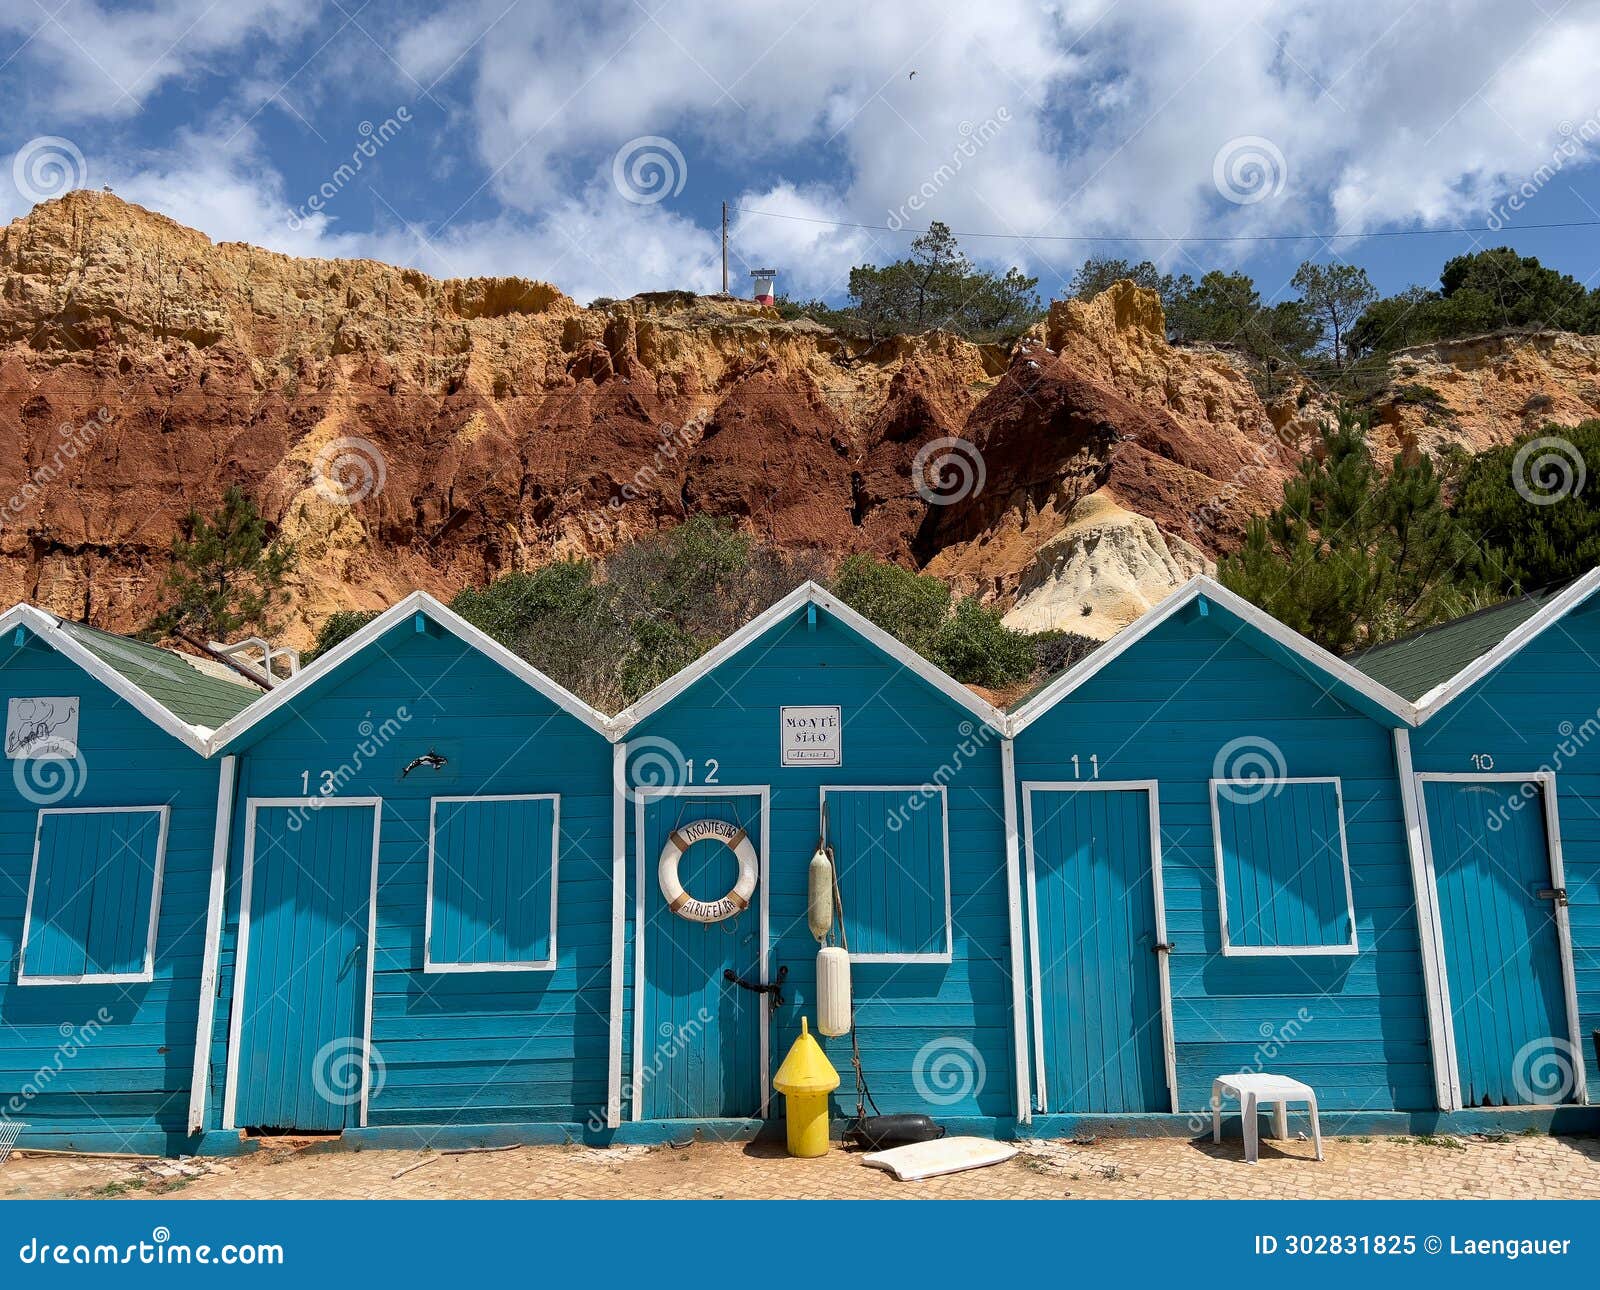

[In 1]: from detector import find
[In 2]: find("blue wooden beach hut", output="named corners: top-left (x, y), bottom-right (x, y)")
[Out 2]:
top-left (607, 583), bottom-right (1017, 1130)
top-left (1006, 577), bottom-right (1426, 1128)
top-left (1351, 568), bottom-right (1600, 1114)
top-left (0, 605), bottom-right (257, 1153)
top-left (200, 592), bottom-right (614, 1140)
top-left (22, 560), bottom-right (1600, 1154)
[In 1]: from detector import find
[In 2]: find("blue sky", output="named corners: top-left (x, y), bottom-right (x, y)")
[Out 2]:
top-left (2, 0), bottom-right (1599, 309)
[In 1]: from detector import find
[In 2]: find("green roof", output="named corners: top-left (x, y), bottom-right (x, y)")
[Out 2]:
top-left (1346, 587), bottom-right (1569, 703)
top-left (55, 620), bottom-right (261, 730)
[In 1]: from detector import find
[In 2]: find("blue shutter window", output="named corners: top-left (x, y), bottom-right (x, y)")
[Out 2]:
top-left (1210, 777), bottom-right (1357, 956)
top-left (20, 806), bottom-right (169, 983)
top-left (426, 795), bottom-right (559, 971)
top-left (821, 786), bottom-right (951, 962)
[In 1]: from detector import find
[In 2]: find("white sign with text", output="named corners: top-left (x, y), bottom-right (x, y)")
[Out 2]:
top-left (6, 697), bottom-right (80, 759)
top-left (780, 705), bottom-right (841, 767)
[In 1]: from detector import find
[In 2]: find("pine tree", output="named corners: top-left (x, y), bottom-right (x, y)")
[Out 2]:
top-left (1291, 262), bottom-right (1377, 368)
top-left (149, 487), bottom-right (298, 642)
top-left (845, 221), bottom-right (1041, 342)
top-left (1219, 406), bottom-right (1487, 651)
top-left (1452, 419), bottom-right (1600, 589)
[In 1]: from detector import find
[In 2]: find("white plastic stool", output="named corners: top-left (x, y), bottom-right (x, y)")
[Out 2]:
top-left (1211, 1073), bottom-right (1323, 1164)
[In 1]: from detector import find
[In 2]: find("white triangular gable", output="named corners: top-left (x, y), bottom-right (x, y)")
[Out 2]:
top-left (207, 591), bottom-right (614, 751)
top-left (0, 603), bottom-right (214, 754)
top-left (608, 582), bottom-right (1006, 736)
top-left (1410, 566), bottom-right (1600, 722)
top-left (1006, 575), bottom-right (1416, 735)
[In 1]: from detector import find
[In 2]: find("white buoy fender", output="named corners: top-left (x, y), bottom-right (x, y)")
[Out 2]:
top-left (658, 818), bottom-right (759, 923)
top-left (807, 848), bottom-right (834, 941)
top-left (817, 944), bottom-right (852, 1037)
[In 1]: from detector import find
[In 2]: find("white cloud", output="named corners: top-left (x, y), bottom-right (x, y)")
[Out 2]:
top-left (730, 183), bottom-right (877, 300)
top-left (0, 0), bottom-right (321, 118)
top-left (6, 0), bottom-right (1600, 302)
top-left (70, 127), bottom-right (719, 306)
top-left (446, 2), bottom-right (1077, 241)
top-left (395, 0), bottom-right (1600, 285)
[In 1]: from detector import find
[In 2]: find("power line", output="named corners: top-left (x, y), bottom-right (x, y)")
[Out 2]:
top-left (733, 206), bottom-right (1600, 244)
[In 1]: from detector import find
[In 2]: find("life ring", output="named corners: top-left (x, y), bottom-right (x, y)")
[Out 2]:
top-left (659, 818), bottom-right (759, 923)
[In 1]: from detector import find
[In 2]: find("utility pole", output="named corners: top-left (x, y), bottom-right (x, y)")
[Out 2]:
top-left (721, 201), bottom-right (729, 295)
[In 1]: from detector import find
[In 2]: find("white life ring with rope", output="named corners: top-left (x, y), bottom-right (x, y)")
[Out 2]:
top-left (659, 818), bottom-right (759, 923)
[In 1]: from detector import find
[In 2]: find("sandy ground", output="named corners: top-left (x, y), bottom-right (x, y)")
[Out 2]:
top-left (1, 1132), bottom-right (1597, 1201)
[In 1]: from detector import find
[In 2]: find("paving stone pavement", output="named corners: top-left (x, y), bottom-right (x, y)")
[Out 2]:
top-left (2, 1133), bottom-right (1598, 1200)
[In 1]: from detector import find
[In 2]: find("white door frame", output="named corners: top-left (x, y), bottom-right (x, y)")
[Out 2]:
top-left (1414, 771), bottom-right (1587, 1108)
top-left (1021, 780), bottom-right (1177, 1114)
top-left (631, 785), bottom-right (771, 1121)
top-left (223, 797), bottom-right (384, 1131)
top-left (188, 755), bottom-right (237, 1134)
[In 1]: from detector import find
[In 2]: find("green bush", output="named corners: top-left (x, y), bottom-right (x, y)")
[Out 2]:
top-left (619, 615), bottom-right (703, 703)
top-left (831, 222), bottom-right (1043, 344)
top-left (444, 519), bottom-right (823, 710)
top-left (831, 553), bottom-right (1035, 688)
top-left (450, 560), bottom-right (601, 648)
top-left (304, 610), bottom-right (380, 663)
top-left (1030, 629), bottom-right (1101, 677)
top-left (1351, 249), bottom-right (1600, 359)
top-left (830, 554), bottom-right (950, 655)
top-left (1452, 419), bottom-right (1600, 591)
top-left (928, 596), bottom-right (1036, 688)
top-left (449, 559), bottom-right (620, 707)
top-left (325, 527), bottom-right (1041, 710)
top-left (149, 486), bottom-right (297, 641)
top-left (1219, 404), bottom-right (1489, 651)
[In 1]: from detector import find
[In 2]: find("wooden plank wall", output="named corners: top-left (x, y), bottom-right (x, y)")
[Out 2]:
top-left (622, 611), bottom-right (1012, 1121)
top-left (1408, 597), bottom-right (1600, 1105)
top-left (0, 633), bottom-right (222, 1148)
top-left (1014, 605), bottom-right (1434, 1112)
top-left (209, 624), bottom-right (614, 1128)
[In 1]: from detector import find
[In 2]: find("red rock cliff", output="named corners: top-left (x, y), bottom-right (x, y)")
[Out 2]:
top-left (1, 192), bottom-right (1572, 646)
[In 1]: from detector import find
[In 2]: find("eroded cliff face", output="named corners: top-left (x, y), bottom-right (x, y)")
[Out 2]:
top-left (1370, 330), bottom-right (1600, 458)
top-left (0, 191), bottom-right (1584, 648)
top-left (921, 283), bottom-right (1292, 626)
top-left (0, 193), bottom-right (1005, 641)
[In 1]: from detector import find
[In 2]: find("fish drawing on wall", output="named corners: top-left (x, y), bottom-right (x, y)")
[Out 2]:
top-left (6, 697), bottom-right (81, 759)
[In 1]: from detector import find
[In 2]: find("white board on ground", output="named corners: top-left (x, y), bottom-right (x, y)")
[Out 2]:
top-left (860, 1136), bottom-right (1018, 1182)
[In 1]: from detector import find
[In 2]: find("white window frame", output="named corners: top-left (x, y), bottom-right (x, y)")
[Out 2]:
top-left (18, 804), bottom-right (170, 985)
top-left (818, 784), bottom-right (953, 964)
top-left (1209, 775), bottom-right (1358, 958)
top-left (424, 793), bottom-right (560, 973)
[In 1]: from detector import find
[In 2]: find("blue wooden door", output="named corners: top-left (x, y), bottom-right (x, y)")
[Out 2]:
top-left (1028, 788), bottom-right (1168, 1113)
top-left (233, 802), bottom-right (376, 1131)
top-left (640, 793), bottom-right (763, 1119)
top-left (1423, 780), bottom-right (1572, 1106)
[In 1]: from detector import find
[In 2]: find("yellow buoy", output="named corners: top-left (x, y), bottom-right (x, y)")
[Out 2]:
top-left (772, 1017), bottom-right (840, 1158)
